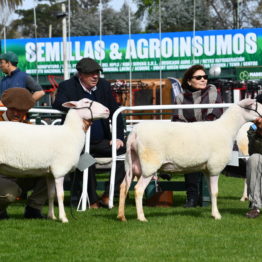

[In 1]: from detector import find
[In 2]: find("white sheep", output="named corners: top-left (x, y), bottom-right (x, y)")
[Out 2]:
top-left (117, 98), bottom-right (262, 222)
top-left (0, 98), bottom-right (109, 223)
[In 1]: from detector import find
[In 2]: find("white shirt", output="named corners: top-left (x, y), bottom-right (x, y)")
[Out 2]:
top-left (79, 78), bottom-right (97, 94)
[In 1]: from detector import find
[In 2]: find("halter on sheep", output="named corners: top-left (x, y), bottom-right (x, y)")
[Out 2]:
top-left (0, 98), bottom-right (109, 223)
top-left (117, 98), bottom-right (262, 222)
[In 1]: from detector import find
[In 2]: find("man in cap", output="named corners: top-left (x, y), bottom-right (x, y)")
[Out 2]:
top-left (0, 51), bottom-right (45, 101)
top-left (245, 94), bottom-right (262, 218)
top-left (0, 88), bottom-right (47, 219)
top-left (53, 57), bottom-right (125, 208)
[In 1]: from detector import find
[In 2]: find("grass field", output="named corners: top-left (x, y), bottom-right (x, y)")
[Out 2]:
top-left (0, 174), bottom-right (261, 262)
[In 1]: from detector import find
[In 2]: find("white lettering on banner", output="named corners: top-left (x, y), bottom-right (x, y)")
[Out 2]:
top-left (36, 42), bottom-right (45, 62)
top-left (25, 42), bottom-right (36, 62)
top-left (250, 72), bottom-right (262, 77)
top-left (217, 34), bottom-right (232, 55)
top-left (204, 35), bottom-right (216, 56)
top-left (246, 33), bottom-right (257, 53)
top-left (75, 41), bottom-right (82, 60)
top-left (67, 42), bottom-right (74, 60)
top-left (137, 39), bottom-right (148, 59)
top-left (23, 31), bottom-right (258, 73)
top-left (25, 40), bottom-right (106, 62)
top-left (173, 38), bottom-right (179, 57)
top-left (161, 38), bottom-right (173, 58)
top-left (233, 34), bottom-right (245, 54)
top-left (109, 43), bottom-right (122, 60)
top-left (94, 40), bottom-right (105, 60)
top-left (149, 38), bottom-right (160, 58)
top-left (123, 33), bottom-right (257, 59)
top-left (125, 39), bottom-right (137, 59)
top-left (192, 36), bottom-right (203, 56)
top-left (84, 41), bottom-right (94, 58)
top-left (180, 37), bottom-right (191, 57)
top-left (45, 42), bottom-right (60, 61)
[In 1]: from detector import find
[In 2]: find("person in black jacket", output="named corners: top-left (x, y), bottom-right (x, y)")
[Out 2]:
top-left (245, 94), bottom-right (262, 218)
top-left (52, 57), bottom-right (125, 208)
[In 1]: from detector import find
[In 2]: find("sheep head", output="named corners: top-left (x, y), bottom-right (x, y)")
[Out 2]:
top-left (238, 98), bottom-right (262, 122)
top-left (62, 98), bottom-right (110, 120)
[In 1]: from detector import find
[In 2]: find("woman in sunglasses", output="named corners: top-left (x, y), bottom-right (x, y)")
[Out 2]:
top-left (172, 64), bottom-right (224, 208)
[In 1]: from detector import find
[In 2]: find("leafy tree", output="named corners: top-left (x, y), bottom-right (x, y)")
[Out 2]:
top-left (5, 0), bottom-right (140, 38)
top-left (70, 1), bottom-right (140, 36)
top-left (0, 0), bottom-right (23, 9)
top-left (0, 0), bottom-right (23, 40)
top-left (76, 0), bottom-right (110, 10)
top-left (137, 0), bottom-right (211, 32)
top-left (250, 0), bottom-right (262, 28)
top-left (7, 3), bottom-right (63, 38)
top-left (207, 0), bottom-right (262, 29)
top-left (112, 3), bottom-right (141, 34)
top-left (135, 0), bottom-right (262, 31)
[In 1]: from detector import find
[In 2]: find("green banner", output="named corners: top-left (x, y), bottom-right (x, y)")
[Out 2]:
top-left (236, 67), bottom-right (262, 80)
top-left (1, 28), bottom-right (262, 75)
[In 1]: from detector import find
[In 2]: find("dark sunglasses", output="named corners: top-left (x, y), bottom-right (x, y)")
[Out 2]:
top-left (192, 74), bottom-right (208, 80)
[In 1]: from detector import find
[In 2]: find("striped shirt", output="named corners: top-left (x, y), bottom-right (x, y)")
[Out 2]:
top-left (172, 84), bottom-right (224, 122)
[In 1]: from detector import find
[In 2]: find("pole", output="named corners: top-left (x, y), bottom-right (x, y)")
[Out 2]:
top-left (62, 3), bottom-right (69, 80)
top-left (33, 5), bottom-right (39, 83)
top-left (3, 26), bottom-right (6, 52)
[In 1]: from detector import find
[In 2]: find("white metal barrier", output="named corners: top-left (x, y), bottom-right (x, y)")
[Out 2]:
top-left (108, 103), bottom-right (233, 209)
top-left (0, 104), bottom-right (236, 211)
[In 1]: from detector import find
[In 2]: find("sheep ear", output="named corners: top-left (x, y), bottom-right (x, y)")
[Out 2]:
top-left (238, 98), bottom-right (256, 108)
top-left (62, 101), bottom-right (78, 109)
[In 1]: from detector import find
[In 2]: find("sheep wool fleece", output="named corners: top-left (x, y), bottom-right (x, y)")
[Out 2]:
top-left (0, 112), bottom-right (47, 212)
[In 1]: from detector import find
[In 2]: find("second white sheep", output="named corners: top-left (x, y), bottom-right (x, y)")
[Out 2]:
top-left (118, 99), bottom-right (262, 222)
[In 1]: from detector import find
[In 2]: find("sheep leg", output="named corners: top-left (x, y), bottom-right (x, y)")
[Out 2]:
top-left (209, 175), bottom-right (221, 220)
top-left (46, 176), bottom-right (57, 220)
top-left (134, 175), bottom-right (152, 222)
top-left (55, 176), bottom-right (68, 223)
top-left (240, 178), bottom-right (248, 201)
top-left (117, 170), bottom-right (134, 222)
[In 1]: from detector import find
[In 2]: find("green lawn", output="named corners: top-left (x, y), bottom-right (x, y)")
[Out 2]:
top-left (0, 175), bottom-right (259, 262)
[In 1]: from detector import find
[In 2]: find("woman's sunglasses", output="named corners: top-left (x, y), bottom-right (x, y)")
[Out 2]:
top-left (191, 75), bottom-right (208, 80)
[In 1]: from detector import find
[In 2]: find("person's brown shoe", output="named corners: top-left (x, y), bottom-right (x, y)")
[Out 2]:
top-left (90, 201), bottom-right (100, 209)
top-left (246, 208), bottom-right (260, 218)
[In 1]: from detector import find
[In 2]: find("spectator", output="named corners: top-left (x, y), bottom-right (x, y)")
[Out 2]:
top-left (0, 51), bottom-right (45, 101)
top-left (52, 57), bottom-right (126, 208)
top-left (172, 64), bottom-right (223, 208)
top-left (0, 88), bottom-right (47, 219)
top-left (245, 94), bottom-right (262, 218)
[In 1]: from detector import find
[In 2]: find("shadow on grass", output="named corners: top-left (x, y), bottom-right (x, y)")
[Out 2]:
top-left (219, 195), bottom-right (247, 201)
top-left (92, 206), bottom-right (208, 222)
top-left (220, 207), bottom-right (248, 216)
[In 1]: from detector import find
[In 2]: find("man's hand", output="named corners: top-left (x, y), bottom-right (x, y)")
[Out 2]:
top-left (110, 139), bottom-right (124, 150)
top-left (254, 118), bottom-right (262, 135)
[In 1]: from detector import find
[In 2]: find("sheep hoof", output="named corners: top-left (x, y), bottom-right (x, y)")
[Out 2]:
top-left (240, 196), bottom-right (248, 202)
top-left (117, 215), bottom-right (127, 222)
top-left (212, 213), bottom-right (222, 220)
top-left (48, 215), bottom-right (57, 220)
top-left (138, 217), bottom-right (148, 222)
top-left (60, 217), bottom-right (69, 223)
